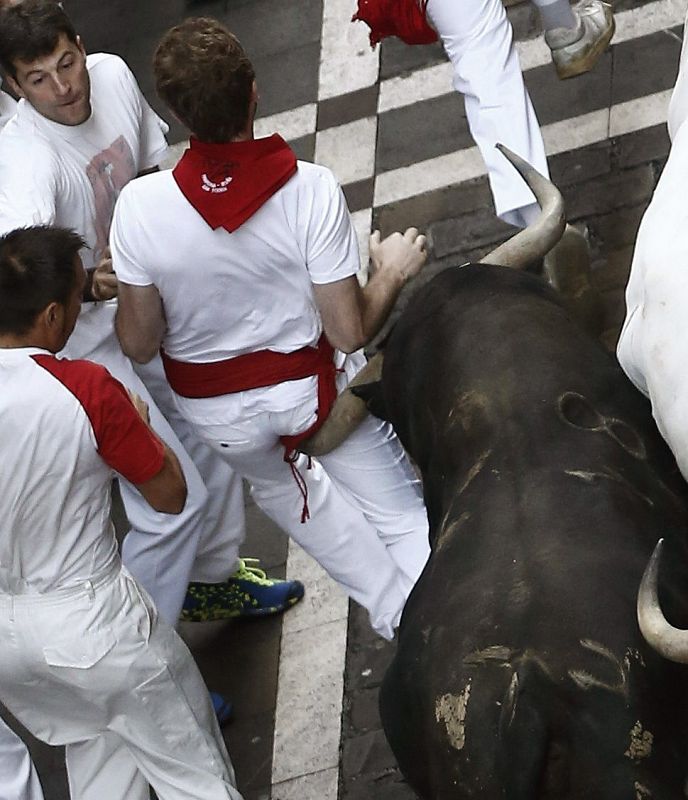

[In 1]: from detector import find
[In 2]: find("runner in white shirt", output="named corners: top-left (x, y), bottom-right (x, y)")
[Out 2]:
top-left (0, 59), bottom-right (44, 800)
top-left (113, 18), bottom-right (431, 639)
top-left (0, 90), bottom-right (15, 127)
top-left (0, 0), bottom-right (303, 631)
top-left (0, 225), bottom-right (243, 800)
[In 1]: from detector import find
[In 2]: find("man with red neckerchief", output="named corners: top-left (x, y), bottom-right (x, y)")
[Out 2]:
top-left (113, 17), bottom-right (431, 641)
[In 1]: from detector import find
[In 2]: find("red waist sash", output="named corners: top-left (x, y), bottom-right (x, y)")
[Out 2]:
top-left (160, 334), bottom-right (338, 455)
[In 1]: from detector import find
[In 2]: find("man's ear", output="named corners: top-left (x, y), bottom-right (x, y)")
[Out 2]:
top-left (76, 34), bottom-right (86, 57)
top-left (43, 301), bottom-right (64, 332)
top-left (5, 74), bottom-right (24, 100)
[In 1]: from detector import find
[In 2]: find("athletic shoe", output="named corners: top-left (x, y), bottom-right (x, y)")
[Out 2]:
top-left (209, 690), bottom-right (233, 727)
top-left (180, 558), bottom-right (305, 622)
top-left (545, 0), bottom-right (614, 80)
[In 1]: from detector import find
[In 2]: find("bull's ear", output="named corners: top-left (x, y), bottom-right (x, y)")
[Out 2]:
top-left (351, 380), bottom-right (388, 421)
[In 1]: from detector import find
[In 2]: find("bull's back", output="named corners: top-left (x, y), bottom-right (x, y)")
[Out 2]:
top-left (379, 265), bottom-right (688, 799)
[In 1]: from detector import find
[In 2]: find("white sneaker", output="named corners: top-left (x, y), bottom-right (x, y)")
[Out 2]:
top-left (544, 0), bottom-right (615, 80)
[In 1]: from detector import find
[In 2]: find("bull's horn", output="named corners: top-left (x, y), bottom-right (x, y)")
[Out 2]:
top-left (479, 144), bottom-right (566, 269)
top-left (637, 539), bottom-right (688, 664)
top-left (298, 352), bottom-right (383, 456)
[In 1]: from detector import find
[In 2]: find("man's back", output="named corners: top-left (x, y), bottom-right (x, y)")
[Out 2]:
top-left (112, 159), bottom-right (359, 362)
top-left (0, 348), bottom-right (163, 593)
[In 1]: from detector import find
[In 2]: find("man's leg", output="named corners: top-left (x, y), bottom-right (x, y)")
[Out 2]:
top-left (0, 717), bottom-right (44, 800)
top-left (318, 413), bottom-right (431, 596)
top-left (135, 356), bottom-right (304, 622)
top-left (192, 408), bottom-right (411, 639)
top-left (66, 734), bottom-right (148, 800)
top-left (426, 0), bottom-right (548, 228)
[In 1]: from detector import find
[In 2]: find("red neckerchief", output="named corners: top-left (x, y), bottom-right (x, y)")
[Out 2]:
top-left (172, 134), bottom-right (297, 232)
top-left (352, 0), bottom-right (437, 47)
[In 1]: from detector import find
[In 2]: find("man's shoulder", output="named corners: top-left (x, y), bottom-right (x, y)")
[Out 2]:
top-left (0, 113), bottom-right (58, 170)
top-left (120, 168), bottom-right (175, 203)
top-left (87, 52), bottom-right (131, 77)
top-left (295, 159), bottom-right (338, 184)
top-left (87, 52), bottom-right (140, 98)
top-left (32, 353), bottom-right (112, 390)
top-left (283, 159), bottom-right (341, 199)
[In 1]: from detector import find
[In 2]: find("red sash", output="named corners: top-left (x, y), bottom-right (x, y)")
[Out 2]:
top-left (352, 0), bottom-right (437, 47)
top-left (161, 336), bottom-right (340, 521)
top-left (161, 335), bottom-right (339, 452)
top-left (172, 135), bottom-right (297, 232)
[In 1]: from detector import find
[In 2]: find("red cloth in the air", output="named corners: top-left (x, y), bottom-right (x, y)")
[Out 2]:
top-left (172, 134), bottom-right (297, 232)
top-left (352, 0), bottom-right (437, 47)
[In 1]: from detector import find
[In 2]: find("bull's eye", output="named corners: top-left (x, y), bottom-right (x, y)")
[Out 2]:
top-left (558, 392), bottom-right (600, 429)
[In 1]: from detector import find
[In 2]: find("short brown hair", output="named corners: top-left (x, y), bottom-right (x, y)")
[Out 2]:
top-left (0, 0), bottom-right (78, 80)
top-left (154, 17), bottom-right (256, 143)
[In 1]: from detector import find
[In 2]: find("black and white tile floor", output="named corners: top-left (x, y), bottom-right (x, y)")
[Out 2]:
top-left (4, 0), bottom-right (684, 797)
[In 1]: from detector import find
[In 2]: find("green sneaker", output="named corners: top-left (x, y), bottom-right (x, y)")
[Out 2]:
top-left (180, 558), bottom-right (305, 622)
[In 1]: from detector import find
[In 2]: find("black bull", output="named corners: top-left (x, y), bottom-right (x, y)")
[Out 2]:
top-left (360, 263), bottom-right (688, 799)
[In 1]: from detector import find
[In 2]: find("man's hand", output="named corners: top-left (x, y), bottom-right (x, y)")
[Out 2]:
top-left (369, 227), bottom-right (427, 285)
top-left (126, 388), bottom-right (151, 425)
top-left (91, 247), bottom-right (118, 301)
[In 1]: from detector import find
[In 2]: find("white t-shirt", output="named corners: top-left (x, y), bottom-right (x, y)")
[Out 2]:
top-left (0, 54), bottom-right (169, 357)
top-left (0, 348), bottom-right (164, 594)
top-left (0, 92), bottom-right (16, 129)
top-left (111, 159), bottom-right (362, 422)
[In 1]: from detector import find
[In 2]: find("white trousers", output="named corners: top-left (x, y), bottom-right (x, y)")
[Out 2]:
top-left (0, 717), bottom-right (43, 800)
top-left (186, 386), bottom-right (430, 640)
top-left (66, 319), bottom-right (243, 625)
top-left (0, 565), bottom-right (242, 800)
top-left (134, 356), bottom-right (246, 583)
top-left (426, 0), bottom-right (549, 227)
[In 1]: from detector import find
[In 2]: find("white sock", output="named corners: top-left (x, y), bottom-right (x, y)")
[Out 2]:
top-left (530, 0), bottom-right (577, 30)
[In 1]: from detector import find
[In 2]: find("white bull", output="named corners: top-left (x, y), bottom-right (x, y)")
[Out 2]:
top-left (617, 10), bottom-right (688, 484)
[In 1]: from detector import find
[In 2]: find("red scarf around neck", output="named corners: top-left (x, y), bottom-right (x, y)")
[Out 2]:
top-left (172, 134), bottom-right (298, 232)
top-left (352, 0), bottom-right (437, 47)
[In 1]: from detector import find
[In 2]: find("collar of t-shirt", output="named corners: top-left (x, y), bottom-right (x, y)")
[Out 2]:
top-left (0, 346), bottom-right (50, 362)
top-left (18, 96), bottom-right (96, 143)
top-left (172, 134), bottom-right (297, 233)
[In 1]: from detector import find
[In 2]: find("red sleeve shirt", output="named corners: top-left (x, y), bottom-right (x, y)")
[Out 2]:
top-left (32, 354), bottom-right (165, 484)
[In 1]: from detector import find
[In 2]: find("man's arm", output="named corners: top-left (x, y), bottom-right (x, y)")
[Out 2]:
top-left (312, 227), bottom-right (427, 353)
top-left (115, 282), bottom-right (166, 363)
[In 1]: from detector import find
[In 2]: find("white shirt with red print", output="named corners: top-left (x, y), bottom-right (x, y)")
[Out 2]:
top-left (0, 54), bottom-right (169, 358)
top-left (0, 347), bottom-right (164, 594)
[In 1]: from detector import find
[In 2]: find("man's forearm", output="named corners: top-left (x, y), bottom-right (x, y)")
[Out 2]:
top-left (356, 268), bottom-right (408, 350)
